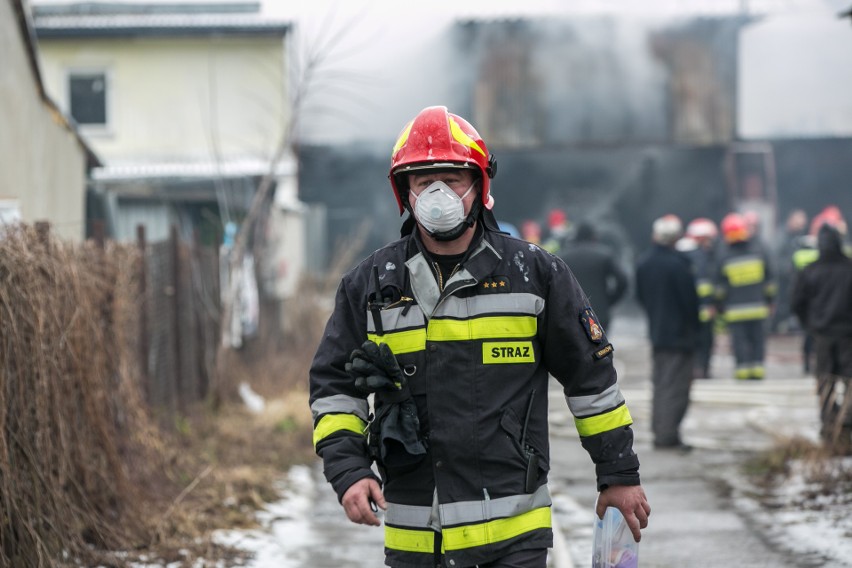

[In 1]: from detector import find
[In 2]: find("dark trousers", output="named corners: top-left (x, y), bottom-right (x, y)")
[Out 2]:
top-left (695, 321), bottom-right (715, 377)
top-left (405, 547), bottom-right (548, 568)
top-left (814, 336), bottom-right (852, 440)
top-left (475, 548), bottom-right (548, 568)
top-left (728, 319), bottom-right (766, 379)
top-left (651, 348), bottom-right (694, 446)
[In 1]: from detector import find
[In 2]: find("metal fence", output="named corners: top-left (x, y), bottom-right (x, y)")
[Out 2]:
top-left (136, 225), bottom-right (220, 414)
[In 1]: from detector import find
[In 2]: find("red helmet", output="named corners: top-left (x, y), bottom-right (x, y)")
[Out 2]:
top-left (810, 205), bottom-right (847, 236)
top-left (721, 212), bottom-right (749, 243)
top-left (389, 106), bottom-right (496, 215)
top-left (685, 217), bottom-right (718, 241)
top-left (547, 209), bottom-right (567, 229)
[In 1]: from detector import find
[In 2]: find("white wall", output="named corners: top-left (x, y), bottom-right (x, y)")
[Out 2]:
top-left (739, 10), bottom-right (852, 139)
top-left (38, 35), bottom-right (288, 164)
top-left (0, 1), bottom-right (88, 241)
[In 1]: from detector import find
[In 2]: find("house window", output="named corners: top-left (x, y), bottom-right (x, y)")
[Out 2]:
top-left (68, 72), bottom-right (108, 127)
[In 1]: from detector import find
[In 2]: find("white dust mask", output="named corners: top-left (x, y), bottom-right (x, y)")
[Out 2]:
top-left (412, 180), bottom-right (476, 236)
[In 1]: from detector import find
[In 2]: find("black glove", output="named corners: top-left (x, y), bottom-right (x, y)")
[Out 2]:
top-left (346, 340), bottom-right (404, 394)
top-left (379, 398), bottom-right (427, 468)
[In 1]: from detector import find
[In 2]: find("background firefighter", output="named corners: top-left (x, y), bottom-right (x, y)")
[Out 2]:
top-left (716, 212), bottom-right (777, 381)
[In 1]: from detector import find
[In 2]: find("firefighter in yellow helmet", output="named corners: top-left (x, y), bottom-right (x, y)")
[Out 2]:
top-left (309, 106), bottom-right (650, 567)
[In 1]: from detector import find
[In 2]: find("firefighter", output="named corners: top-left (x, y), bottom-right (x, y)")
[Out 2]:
top-left (791, 221), bottom-right (852, 450)
top-left (542, 208), bottom-right (574, 254)
top-left (678, 217), bottom-right (720, 379)
top-left (716, 212), bottom-right (777, 380)
top-left (308, 106), bottom-right (649, 568)
top-left (772, 208), bottom-right (808, 334)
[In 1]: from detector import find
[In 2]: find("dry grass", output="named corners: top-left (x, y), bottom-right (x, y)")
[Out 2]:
top-left (0, 221), bottom-right (368, 566)
top-left (744, 435), bottom-right (852, 510)
top-left (121, 386), bottom-right (316, 567)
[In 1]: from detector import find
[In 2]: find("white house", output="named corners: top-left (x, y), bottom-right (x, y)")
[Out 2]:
top-left (32, 1), bottom-right (308, 299)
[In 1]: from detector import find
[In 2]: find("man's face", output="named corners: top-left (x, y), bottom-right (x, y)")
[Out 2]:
top-left (407, 169), bottom-right (478, 214)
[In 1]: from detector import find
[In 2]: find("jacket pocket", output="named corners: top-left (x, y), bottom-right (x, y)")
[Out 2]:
top-left (499, 407), bottom-right (526, 460)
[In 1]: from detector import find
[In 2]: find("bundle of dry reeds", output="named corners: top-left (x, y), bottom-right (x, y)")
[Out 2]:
top-left (0, 224), bottom-right (162, 566)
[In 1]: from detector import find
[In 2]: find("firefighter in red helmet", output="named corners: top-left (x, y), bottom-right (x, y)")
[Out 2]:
top-left (717, 212), bottom-right (777, 380)
top-left (309, 106), bottom-right (649, 567)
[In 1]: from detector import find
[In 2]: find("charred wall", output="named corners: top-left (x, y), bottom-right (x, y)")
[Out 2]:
top-left (454, 16), bottom-right (745, 149)
top-left (300, 138), bottom-right (852, 272)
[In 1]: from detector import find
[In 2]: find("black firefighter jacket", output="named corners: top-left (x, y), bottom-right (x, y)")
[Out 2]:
top-left (716, 239), bottom-right (776, 322)
top-left (309, 225), bottom-right (640, 568)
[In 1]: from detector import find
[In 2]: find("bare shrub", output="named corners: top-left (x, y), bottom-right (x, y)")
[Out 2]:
top-left (0, 224), bottom-right (163, 566)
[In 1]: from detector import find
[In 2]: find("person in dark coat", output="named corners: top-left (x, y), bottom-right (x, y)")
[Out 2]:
top-left (559, 222), bottom-right (628, 332)
top-left (791, 222), bottom-right (852, 449)
top-left (635, 214), bottom-right (700, 452)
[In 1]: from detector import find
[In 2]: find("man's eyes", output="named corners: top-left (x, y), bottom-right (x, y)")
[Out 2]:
top-left (415, 178), bottom-right (462, 188)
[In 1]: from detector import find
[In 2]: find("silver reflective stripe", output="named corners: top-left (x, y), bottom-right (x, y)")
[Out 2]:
top-left (366, 305), bottom-right (426, 334)
top-left (310, 394), bottom-right (369, 422)
top-left (385, 501), bottom-right (433, 528)
top-left (726, 301), bottom-right (768, 312)
top-left (439, 485), bottom-right (551, 526)
top-left (385, 485), bottom-right (552, 529)
top-left (407, 252), bottom-right (441, 317)
top-left (567, 383), bottom-right (625, 418)
top-left (433, 293), bottom-right (544, 319)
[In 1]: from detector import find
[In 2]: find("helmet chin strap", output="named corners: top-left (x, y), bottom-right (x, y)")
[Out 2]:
top-left (426, 199), bottom-right (482, 242)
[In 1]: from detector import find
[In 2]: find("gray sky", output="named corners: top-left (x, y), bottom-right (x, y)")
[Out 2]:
top-left (31, 0), bottom-right (852, 142)
top-left (261, 0), bottom-right (852, 143)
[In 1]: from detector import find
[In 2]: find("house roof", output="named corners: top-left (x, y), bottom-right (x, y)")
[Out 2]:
top-left (12, 0), bottom-right (101, 168)
top-left (32, 2), bottom-right (290, 38)
top-left (91, 157), bottom-right (296, 182)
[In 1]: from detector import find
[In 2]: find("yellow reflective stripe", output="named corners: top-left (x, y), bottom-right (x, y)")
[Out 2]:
top-left (448, 117), bottom-right (486, 157)
top-left (699, 306), bottom-right (714, 322)
top-left (793, 249), bottom-right (818, 270)
top-left (312, 414), bottom-right (367, 448)
top-left (724, 306), bottom-right (769, 322)
top-left (385, 526), bottom-right (436, 553)
top-left (697, 282), bottom-right (715, 298)
top-left (442, 507), bottom-right (551, 551)
top-left (764, 283), bottom-right (777, 296)
top-left (428, 316), bottom-right (537, 341)
top-left (369, 329), bottom-right (426, 355)
top-left (735, 368), bottom-right (751, 380)
top-left (574, 404), bottom-right (633, 437)
top-left (392, 121), bottom-right (413, 157)
top-left (723, 259), bottom-right (765, 286)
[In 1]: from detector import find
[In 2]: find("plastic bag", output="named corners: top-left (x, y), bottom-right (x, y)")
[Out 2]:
top-left (592, 505), bottom-right (639, 568)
